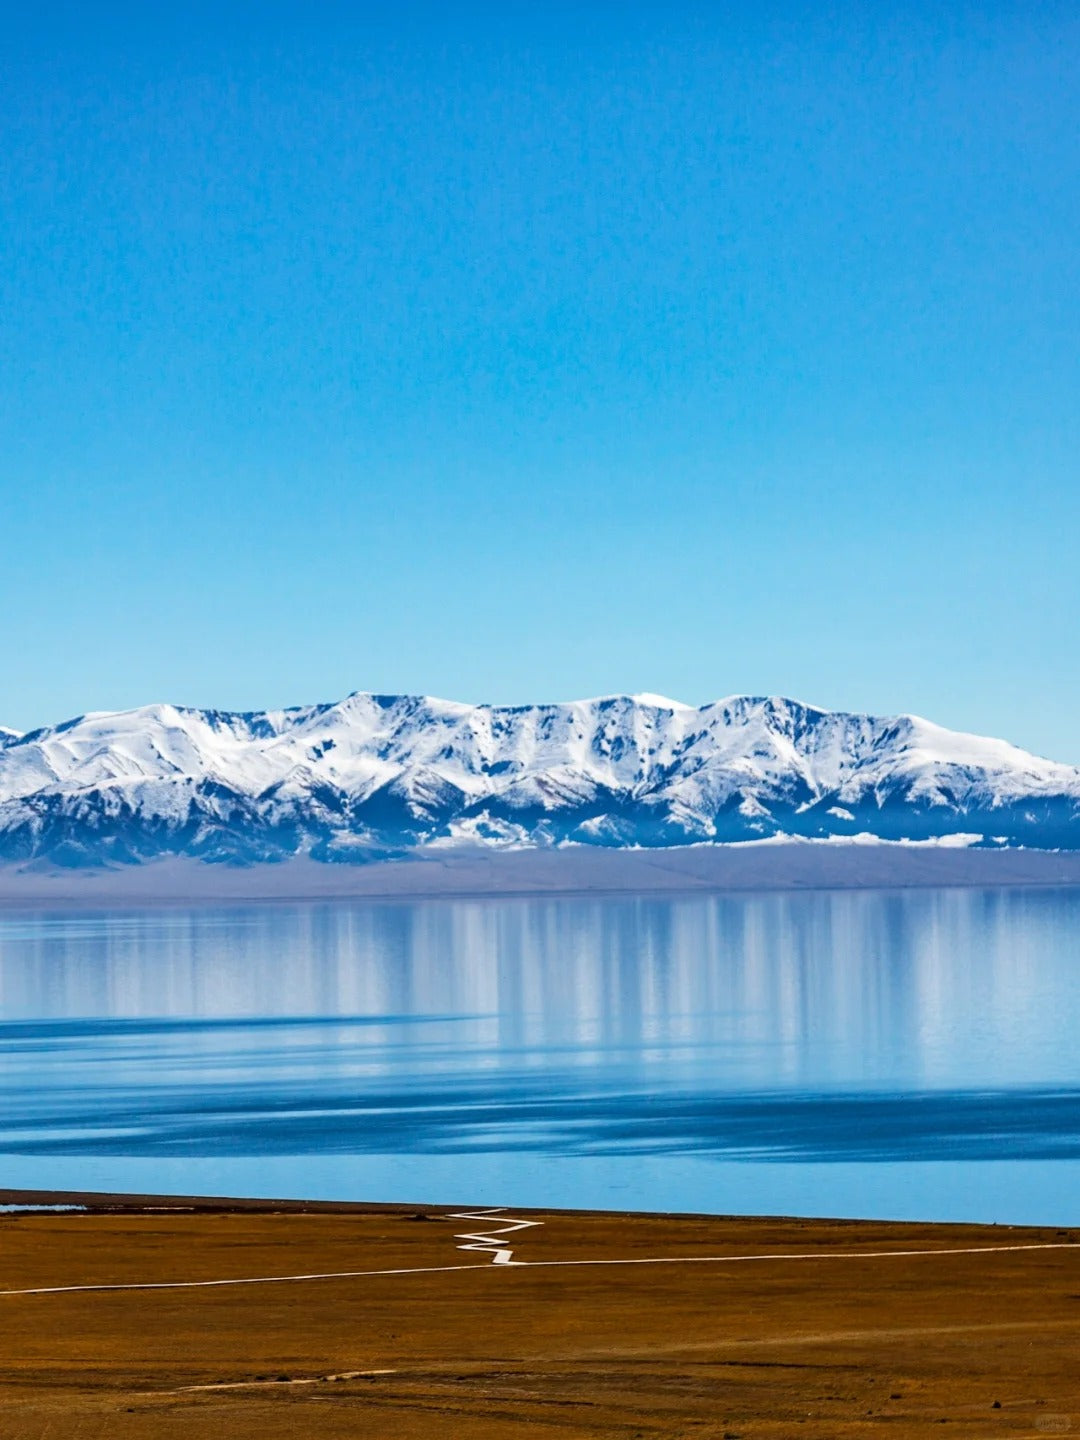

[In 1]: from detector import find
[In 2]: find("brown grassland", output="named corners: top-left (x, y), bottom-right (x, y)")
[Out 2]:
top-left (0, 1194), bottom-right (1077, 1439)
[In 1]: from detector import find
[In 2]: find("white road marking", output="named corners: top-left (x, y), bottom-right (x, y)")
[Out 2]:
top-left (0, 1239), bottom-right (1073, 1298)
top-left (0, 1261), bottom-right (488, 1296)
top-left (518, 1241), bottom-right (1079, 1272)
top-left (449, 1207), bottom-right (542, 1264)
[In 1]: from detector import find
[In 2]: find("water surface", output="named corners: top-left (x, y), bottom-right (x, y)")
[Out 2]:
top-left (1, 888), bottom-right (1077, 1222)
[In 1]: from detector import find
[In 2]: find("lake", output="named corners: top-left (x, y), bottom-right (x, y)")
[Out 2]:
top-left (1, 886), bottom-right (1078, 1224)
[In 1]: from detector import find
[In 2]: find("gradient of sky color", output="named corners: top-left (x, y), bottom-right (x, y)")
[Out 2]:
top-left (3, 3), bottom-right (1078, 759)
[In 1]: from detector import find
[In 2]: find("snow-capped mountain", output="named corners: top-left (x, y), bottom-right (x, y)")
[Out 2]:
top-left (1, 693), bottom-right (1078, 866)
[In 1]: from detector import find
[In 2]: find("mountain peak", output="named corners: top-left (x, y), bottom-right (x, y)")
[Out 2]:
top-left (0, 691), bottom-right (1076, 866)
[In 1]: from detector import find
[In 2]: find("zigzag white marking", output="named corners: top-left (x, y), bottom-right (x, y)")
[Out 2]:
top-left (448, 1207), bottom-right (543, 1265)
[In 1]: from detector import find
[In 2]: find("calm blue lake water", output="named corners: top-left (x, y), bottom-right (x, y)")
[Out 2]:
top-left (1, 888), bottom-right (1078, 1223)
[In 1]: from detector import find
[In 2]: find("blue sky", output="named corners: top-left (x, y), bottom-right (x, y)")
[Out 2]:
top-left (3, 2), bottom-right (1079, 759)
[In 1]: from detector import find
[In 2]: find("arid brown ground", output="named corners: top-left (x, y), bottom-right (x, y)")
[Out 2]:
top-left (1, 1193), bottom-right (1077, 1438)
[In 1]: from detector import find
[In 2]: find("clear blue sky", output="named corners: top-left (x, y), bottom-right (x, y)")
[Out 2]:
top-left (3, 2), bottom-right (1078, 759)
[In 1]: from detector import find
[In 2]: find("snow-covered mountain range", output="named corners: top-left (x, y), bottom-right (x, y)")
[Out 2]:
top-left (1, 692), bottom-right (1078, 866)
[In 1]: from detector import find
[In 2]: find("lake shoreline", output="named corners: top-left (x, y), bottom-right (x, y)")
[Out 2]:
top-left (3, 840), bottom-right (1080, 909)
top-left (2, 1183), bottom-right (1061, 1227)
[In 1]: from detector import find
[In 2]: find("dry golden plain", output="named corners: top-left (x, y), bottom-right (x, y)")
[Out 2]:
top-left (1, 1194), bottom-right (1078, 1439)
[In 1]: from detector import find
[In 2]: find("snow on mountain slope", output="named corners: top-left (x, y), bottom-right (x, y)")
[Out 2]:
top-left (0, 693), bottom-right (1077, 865)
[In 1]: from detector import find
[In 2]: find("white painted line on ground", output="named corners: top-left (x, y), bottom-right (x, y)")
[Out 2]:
top-left (449, 1207), bottom-right (542, 1264)
top-left (0, 1240), bottom-right (1074, 1298)
top-left (519, 1241), bottom-right (1079, 1272)
top-left (0, 1261), bottom-right (488, 1297)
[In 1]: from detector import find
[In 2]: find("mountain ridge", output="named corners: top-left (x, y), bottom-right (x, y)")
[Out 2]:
top-left (1, 691), bottom-right (1077, 866)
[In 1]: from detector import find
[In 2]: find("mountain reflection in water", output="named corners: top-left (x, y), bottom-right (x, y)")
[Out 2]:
top-left (1, 887), bottom-right (1078, 1218)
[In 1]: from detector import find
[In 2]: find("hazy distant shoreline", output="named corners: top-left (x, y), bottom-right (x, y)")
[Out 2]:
top-left (1, 842), bottom-right (1080, 909)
